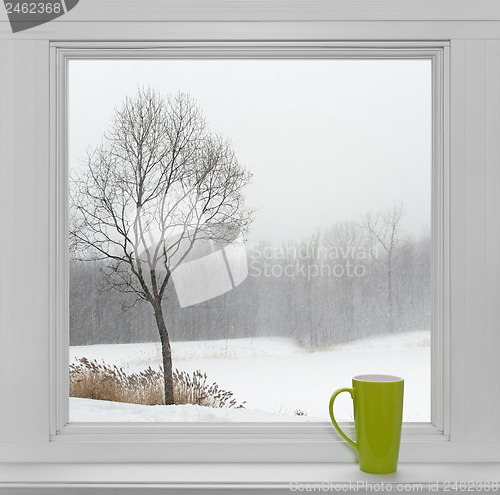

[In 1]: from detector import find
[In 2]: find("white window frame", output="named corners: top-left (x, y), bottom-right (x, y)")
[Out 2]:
top-left (1, 1), bottom-right (500, 486)
top-left (50, 42), bottom-right (448, 464)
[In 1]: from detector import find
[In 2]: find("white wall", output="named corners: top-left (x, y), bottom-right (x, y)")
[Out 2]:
top-left (1, 0), bottom-right (500, 488)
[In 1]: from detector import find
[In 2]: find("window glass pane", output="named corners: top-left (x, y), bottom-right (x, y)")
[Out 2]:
top-left (68, 59), bottom-right (431, 422)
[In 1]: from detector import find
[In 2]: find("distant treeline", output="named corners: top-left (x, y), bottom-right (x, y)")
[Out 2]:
top-left (70, 220), bottom-right (430, 347)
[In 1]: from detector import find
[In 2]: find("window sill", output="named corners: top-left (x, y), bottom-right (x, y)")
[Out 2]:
top-left (0, 462), bottom-right (499, 491)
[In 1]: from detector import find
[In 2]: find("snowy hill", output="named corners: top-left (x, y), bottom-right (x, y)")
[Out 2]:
top-left (70, 330), bottom-right (430, 423)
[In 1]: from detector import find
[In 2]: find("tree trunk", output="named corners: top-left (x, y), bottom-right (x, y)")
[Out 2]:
top-left (152, 301), bottom-right (175, 405)
top-left (308, 279), bottom-right (314, 347)
top-left (387, 260), bottom-right (394, 334)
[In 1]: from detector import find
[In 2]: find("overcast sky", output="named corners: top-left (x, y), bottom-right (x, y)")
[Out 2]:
top-left (69, 59), bottom-right (431, 244)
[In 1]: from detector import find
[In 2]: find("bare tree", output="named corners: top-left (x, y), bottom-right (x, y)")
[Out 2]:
top-left (298, 230), bottom-right (322, 347)
top-left (365, 204), bottom-right (404, 333)
top-left (70, 88), bottom-right (252, 404)
top-left (324, 221), bottom-right (365, 340)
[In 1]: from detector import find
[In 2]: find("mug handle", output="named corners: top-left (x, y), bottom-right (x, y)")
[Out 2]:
top-left (328, 388), bottom-right (358, 451)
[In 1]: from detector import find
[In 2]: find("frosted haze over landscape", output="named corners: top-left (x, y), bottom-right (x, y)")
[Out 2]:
top-left (68, 58), bottom-right (432, 422)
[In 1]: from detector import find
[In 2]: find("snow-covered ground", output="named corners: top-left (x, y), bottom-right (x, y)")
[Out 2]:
top-left (70, 330), bottom-right (430, 423)
top-left (70, 398), bottom-right (321, 422)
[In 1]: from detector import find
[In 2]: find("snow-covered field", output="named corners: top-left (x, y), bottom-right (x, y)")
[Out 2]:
top-left (70, 330), bottom-right (430, 423)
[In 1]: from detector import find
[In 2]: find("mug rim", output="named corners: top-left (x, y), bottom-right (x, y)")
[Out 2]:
top-left (353, 374), bottom-right (403, 383)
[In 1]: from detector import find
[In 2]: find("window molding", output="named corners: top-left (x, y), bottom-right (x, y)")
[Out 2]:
top-left (46, 42), bottom-right (449, 463)
top-left (1, 9), bottom-right (500, 486)
top-left (431, 42), bottom-right (450, 436)
top-left (39, 0), bottom-right (500, 22)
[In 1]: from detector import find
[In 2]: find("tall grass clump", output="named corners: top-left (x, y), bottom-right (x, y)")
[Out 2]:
top-left (69, 357), bottom-right (245, 409)
top-left (173, 369), bottom-right (245, 409)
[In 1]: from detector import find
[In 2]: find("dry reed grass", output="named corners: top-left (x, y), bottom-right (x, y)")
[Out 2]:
top-left (69, 357), bottom-right (246, 409)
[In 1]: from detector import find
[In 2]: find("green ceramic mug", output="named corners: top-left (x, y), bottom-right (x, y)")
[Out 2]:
top-left (329, 374), bottom-right (404, 474)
